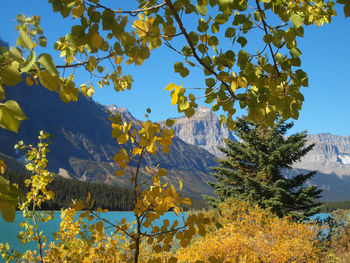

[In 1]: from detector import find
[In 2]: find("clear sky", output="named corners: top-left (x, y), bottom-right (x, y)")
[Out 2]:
top-left (0, 1), bottom-right (349, 136)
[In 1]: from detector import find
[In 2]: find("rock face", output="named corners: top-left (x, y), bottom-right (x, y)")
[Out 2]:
top-left (169, 106), bottom-right (236, 157)
top-left (0, 83), bottom-right (216, 198)
top-left (3, 81), bottom-right (350, 200)
top-left (294, 134), bottom-right (350, 178)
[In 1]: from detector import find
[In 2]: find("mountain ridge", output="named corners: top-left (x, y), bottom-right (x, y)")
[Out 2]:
top-left (2, 82), bottom-right (350, 200)
top-left (0, 82), bottom-right (216, 198)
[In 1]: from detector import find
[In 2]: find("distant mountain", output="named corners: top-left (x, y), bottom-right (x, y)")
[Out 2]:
top-left (0, 39), bottom-right (8, 49)
top-left (165, 106), bottom-right (236, 157)
top-left (167, 114), bottom-right (350, 201)
top-left (0, 82), bottom-right (216, 198)
top-left (3, 82), bottom-right (350, 201)
top-left (294, 134), bottom-right (350, 178)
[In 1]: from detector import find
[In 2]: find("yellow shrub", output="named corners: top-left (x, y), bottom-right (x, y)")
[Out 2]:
top-left (176, 199), bottom-right (321, 263)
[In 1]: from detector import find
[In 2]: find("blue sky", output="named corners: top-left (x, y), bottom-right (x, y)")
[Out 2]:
top-left (0, 1), bottom-right (349, 136)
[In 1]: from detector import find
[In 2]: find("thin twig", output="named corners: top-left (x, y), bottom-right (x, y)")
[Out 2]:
top-left (255, 0), bottom-right (286, 95)
top-left (84, 1), bottom-right (166, 16)
top-left (164, 0), bottom-right (237, 101)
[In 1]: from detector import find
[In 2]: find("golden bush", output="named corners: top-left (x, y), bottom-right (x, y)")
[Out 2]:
top-left (175, 199), bottom-right (321, 263)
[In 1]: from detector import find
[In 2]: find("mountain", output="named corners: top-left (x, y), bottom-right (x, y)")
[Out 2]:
top-left (166, 106), bottom-right (236, 157)
top-left (3, 82), bottom-right (350, 201)
top-left (0, 82), bottom-right (216, 198)
top-left (294, 134), bottom-right (350, 178)
top-left (169, 114), bottom-right (350, 201)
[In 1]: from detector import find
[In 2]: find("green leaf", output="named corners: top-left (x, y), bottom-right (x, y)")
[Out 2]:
top-left (263, 34), bottom-right (273, 44)
top-left (0, 100), bottom-right (28, 132)
top-left (72, 3), bottom-right (85, 18)
top-left (237, 50), bottom-right (249, 68)
top-left (290, 47), bottom-right (302, 59)
top-left (39, 36), bottom-right (47, 47)
top-left (291, 13), bottom-right (303, 29)
top-left (211, 23), bottom-right (219, 33)
top-left (91, 11), bottom-right (101, 23)
top-left (205, 78), bottom-right (216, 88)
top-left (165, 119), bottom-right (176, 127)
top-left (196, 3), bottom-right (207, 16)
top-left (19, 29), bottom-right (33, 50)
top-left (254, 11), bottom-right (262, 21)
top-left (16, 14), bottom-right (26, 24)
top-left (237, 36), bottom-right (247, 47)
top-left (92, 33), bottom-right (103, 49)
top-left (197, 18), bottom-right (209, 32)
top-left (179, 98), bottom-right (190, 111)
top-left (21, 50), bottom-right (36, 73)
top-left (184, 107), bottom-right (195, 118)
top-left (102, 9), bottom-right (115, 30)
top-left (1, 62), bottom-right (22, 86)
top-left (189, 31), bottom-right (199, 46)
top-left (38, 53), bottom-right (58, 76)
top-left (275, 53), bottom-right (283, 63)
top-left (174, 62), bottom-right (189, 78)
top-left (8, 47), bottom-right (24, 62)
top-left (38, 71), bottom-right (60, 92)
top-left (225, 27), bottom-right (236, 38)
top-left (0, 201), bottom-right (16, 222)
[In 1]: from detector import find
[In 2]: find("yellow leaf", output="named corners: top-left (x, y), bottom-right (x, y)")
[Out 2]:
top-left (73, 200), bottom-right (85, 211)
top-left (158, 168), bottom-right (167, 177)
top-left (96, 221), bottom-right (103, 232)
top-left (132, 147), bottom-right (142, 156)
top-left (231, 79), bottom-right (237, 92)
top-left (153, 244), bottom-right (162, 253)
top-left (0, 159), bottom-right (5, 174)
top-left (115, 56), bottom-right (123, 65)
top-left (72, 3), bottom-right (85, 18)
top-left (200, 34), bottom-right (209, 43)
top-left (138, 13), bottom-right (144, 20)
top-left (181, 197), bottom-right (192, 206)
top-left (164, 83), bottom-right (178, 91)
top-left (178, 178), bottom-right (183, 191)
top-left (121, 217), bottom-right (126, 224)
top-left (91, 33), bottom-right (103, 49)
top-left (25, 76), bottom-right (34, 86)
top-left (116, 170), bottom-right (124, 177)
top-left (237, 76), bottom-right (248, 88)
top-left (87, 87), bottom-right (94, 97)
top-left (85, 192), bottom-right (91, 203)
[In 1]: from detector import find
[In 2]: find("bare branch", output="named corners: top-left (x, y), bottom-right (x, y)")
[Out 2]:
top-left (84, 1), bottom-right (166, 16)
top-left (255, 0), bottom-right (287, 95)
top-left (164, 0), bottom-right (237, 101)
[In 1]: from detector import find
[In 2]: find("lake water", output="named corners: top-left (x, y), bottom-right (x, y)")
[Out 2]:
top-left (0, 211), bottom-right (330, 254)
top-left (0, 211), bottom-right (186, 254)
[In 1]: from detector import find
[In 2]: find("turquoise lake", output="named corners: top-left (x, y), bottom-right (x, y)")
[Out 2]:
top-left (0, 212), bottom-right (330, 254)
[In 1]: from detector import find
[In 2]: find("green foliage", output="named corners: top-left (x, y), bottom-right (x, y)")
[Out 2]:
top-left (321, 200), bottom-right (350, 213)
top-left (320, 209), bottom-right (350, 263)
top-left (0, 1), bottom-right (349, 261)
top-left (207, 117), bottom-right (322, 218)
top-left (3, 169), bottom-right (135, 211)
top-left (0, 175), bottom-right (22, 222)
top-left (0, 0), bottom-right (348, 134)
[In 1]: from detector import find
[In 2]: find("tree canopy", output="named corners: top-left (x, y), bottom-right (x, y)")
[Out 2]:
top-left (207, 117), bottom-right (322, 218)
top-left (0, 0), bottom-right (348, 224)
top-left (0, 0), bottom-right (349, 134)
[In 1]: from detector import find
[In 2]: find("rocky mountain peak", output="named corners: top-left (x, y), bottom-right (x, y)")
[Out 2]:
top-left (293, 133), bottom-right (350, 177)
top-left (195, 106), bottom-right (211, 116)
top-left (168, 107), bottom-right (235, 157)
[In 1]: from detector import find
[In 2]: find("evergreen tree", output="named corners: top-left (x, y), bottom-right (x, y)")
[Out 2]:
top-left (207, 117), bottom-right (322, 218)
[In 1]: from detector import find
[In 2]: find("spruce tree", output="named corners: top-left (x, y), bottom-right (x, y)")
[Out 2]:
top-left (207, 117), bottom-right (322, 218)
